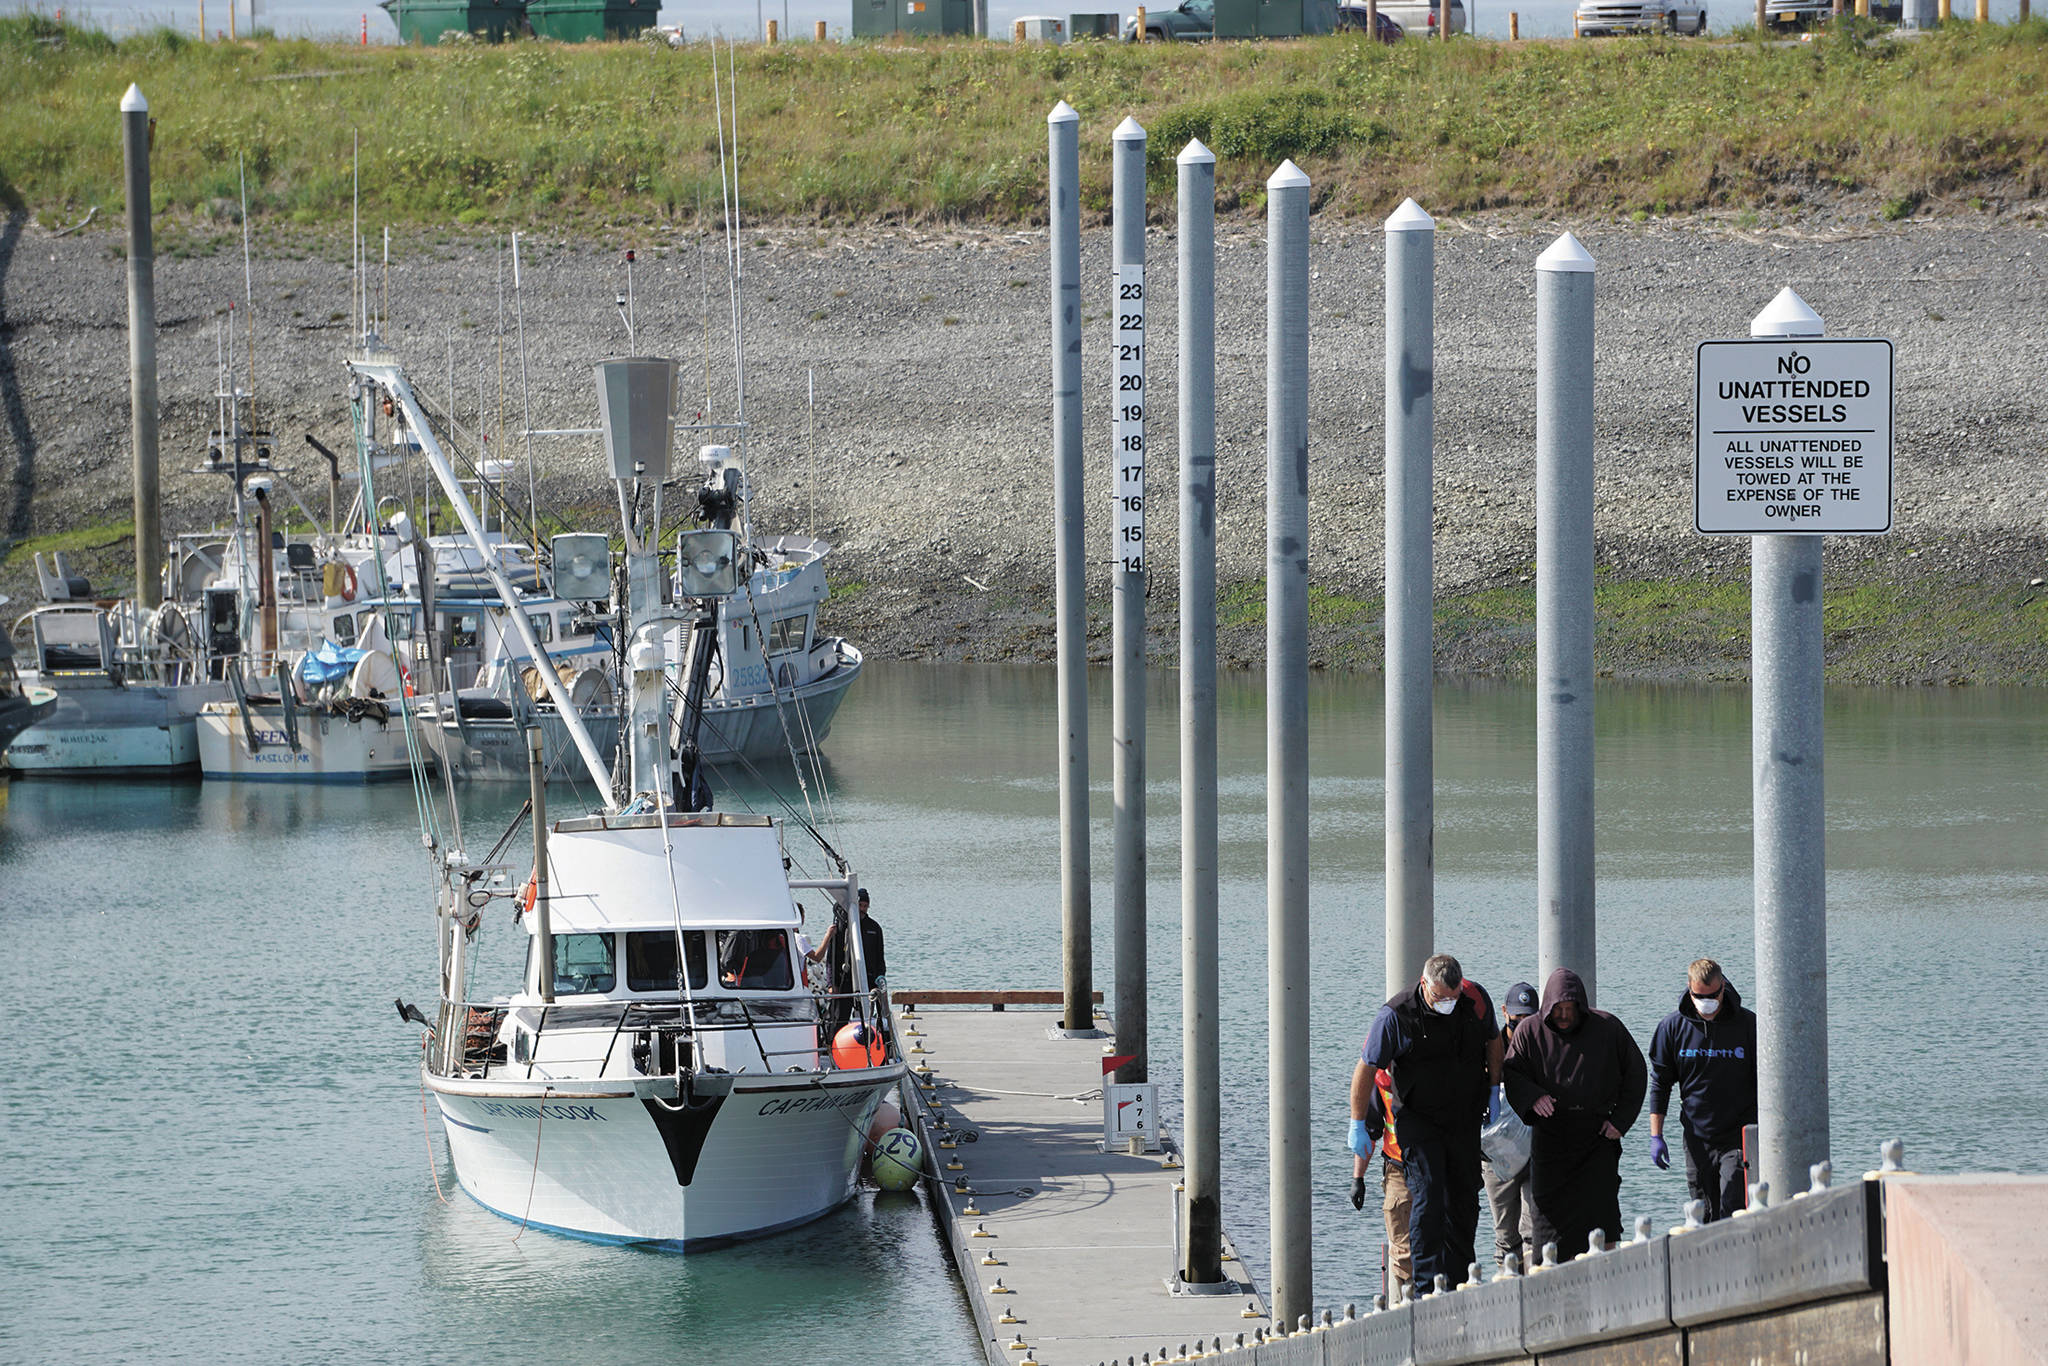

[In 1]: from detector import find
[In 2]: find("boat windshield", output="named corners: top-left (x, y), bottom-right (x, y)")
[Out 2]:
top-left (626, 930), bottom-right (709, 993)
top-left (551, 933), bottom-right (616, 995)
top-left (717, 929), bottom-right (795, 992)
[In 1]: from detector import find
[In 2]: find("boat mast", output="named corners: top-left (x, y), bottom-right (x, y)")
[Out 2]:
top-left (349, 357), bottom-right (615, 794)
top-left (595, 356), bottom-right (680, 802)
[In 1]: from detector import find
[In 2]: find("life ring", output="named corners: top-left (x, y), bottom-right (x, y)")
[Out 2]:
top-left (340, 563), bottom-right (358, 602)
top-left (519, 871), bottom-right (538, 916)
top-left (397, 660), bottom-right (414, 699)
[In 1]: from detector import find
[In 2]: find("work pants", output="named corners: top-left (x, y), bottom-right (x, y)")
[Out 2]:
top-left (1397, 1118), bottom-right (1483, 1293)
top-left (1684, 1128), bottom-right (1747, 1223)
top-left (1528, 1120), bottom-right (1621, 1262)
top-left (1381, 1157), bottom-right (1413, 1294)
top-left (1480, 1156), bottom-right (1536, 1271)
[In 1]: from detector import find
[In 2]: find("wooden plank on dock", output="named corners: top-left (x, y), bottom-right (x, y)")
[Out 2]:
top-left (897, 1004), bottom-right (1267, 1366)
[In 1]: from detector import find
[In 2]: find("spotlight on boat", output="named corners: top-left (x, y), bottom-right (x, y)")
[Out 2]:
top-left (676, 529), bottom-right (741, 598)
top-left (550, 532), bottom-right (611, 603)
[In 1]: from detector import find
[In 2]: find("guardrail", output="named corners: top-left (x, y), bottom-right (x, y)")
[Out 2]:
top-left (1097, 1146), bottom-right (1902, 1366)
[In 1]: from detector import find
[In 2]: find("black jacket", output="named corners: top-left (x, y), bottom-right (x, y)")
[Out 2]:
top-left (1367, 982), bottom-right (1491, 1136)
top-left (1648, 983), bottom-right (1757, 1142)
top-left (1504, 968), bottom-right (1648, 1137)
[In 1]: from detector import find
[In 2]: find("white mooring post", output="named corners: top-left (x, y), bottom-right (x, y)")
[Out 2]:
top-left (1048, 101), bottom-right (1094, 1035)
top-left (1111, 115), bottom-right (1148, 1084)
top-left (1266, 157), bottom-right (1313, 1330)
top-left (1177, 136), bottom-right (1223, 1288)
top-left (1748, 286), bottom-right (1831, 1206)
top-left (122, 84), bottom-right (162, 611)
top-left (1535, 232), bottom-right (1598, 1003)
top-left (1383, 198), bottom-right (1435, 1001)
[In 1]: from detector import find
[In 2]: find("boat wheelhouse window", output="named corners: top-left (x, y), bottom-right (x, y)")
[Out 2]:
top-left (526, 611), bottom-right (554, 644)
top-left (626, 930), bottom-right (709, 993)
top-left (331, 612), bottom-right (358, 646)
top-left (451, 614), bottom-right (480, 651)
top-left (717, 929), bottom-right (795, 991)
top-left (551, 933), bottom-right (617, 995)
top-left (765, 616), bottom-right (807, 656)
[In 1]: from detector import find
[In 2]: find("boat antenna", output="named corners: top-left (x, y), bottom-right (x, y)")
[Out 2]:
top-left (382, 225), bottom-right (391, 340)
top-left (512, 231), bottom-right (538, 554)
top-left (807, 367), bottom-right (816, 536)
top-left (696, 191), bottom-right (713, 419)
top-left (727, 40), bottom-right (747, 437)
top-left (495, 239), bottom-right (506, 496)
top-left (617, 248), bottom-right (637, 351)
top-left (351, 130), bottom-right (360, 344)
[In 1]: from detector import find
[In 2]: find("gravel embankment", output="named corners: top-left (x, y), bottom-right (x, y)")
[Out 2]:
top-left (3, 210), bottom-right (2044, 682)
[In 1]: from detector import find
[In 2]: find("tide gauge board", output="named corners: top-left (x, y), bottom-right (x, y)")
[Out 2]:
top-left (1694, 338), bottom-right (1894, 535)
top-left (1114, 263), bottom-right (1145, 574)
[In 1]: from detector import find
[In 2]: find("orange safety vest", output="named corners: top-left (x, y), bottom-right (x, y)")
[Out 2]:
top-left (1376, 1068), bottom-right (1403, 1163)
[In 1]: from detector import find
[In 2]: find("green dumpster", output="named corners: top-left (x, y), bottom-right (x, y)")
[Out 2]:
top-left (526, 0), bottom-right (658, 40)
top-left (382, 0), bottom-right (527, 43)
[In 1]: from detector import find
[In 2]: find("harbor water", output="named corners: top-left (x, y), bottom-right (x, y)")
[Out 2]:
top-left (3, 661), bottom-right (2043, 1361)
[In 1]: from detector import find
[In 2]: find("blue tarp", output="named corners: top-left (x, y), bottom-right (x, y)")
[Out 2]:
top-left (298, 641), bottom-right (367, 688)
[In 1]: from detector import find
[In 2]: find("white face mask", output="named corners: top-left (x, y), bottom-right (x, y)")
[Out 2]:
top-left (1430, 995), bottom-right (1457, 1015)
top-left (1692, 994), bottom-right (1722, 1018)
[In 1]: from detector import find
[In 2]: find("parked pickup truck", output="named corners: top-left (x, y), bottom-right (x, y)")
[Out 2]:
top-left (1574, 0), bottom-right (1707, 32)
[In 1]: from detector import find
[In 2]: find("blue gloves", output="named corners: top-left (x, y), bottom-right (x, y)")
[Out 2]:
top-left (1485, 1086), bottom-right (1503, 1126)
top-left (1349, 1118), bottom-right (1371, 1158)
top-left (1650, 1135), bottom-right (1671, 1170)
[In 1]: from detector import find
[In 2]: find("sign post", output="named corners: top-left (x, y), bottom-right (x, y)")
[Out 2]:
top-left (1695, 287), bottom-right (1893, 1206)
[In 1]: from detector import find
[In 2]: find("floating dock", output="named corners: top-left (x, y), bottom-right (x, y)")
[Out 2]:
top-left (897, 993), bottom-right (1266, 1366)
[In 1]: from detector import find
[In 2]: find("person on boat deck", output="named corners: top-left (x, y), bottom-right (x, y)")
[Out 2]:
top-left (807, 888), bottom-right (887, 989)
top-left (1646, 958), bottom-right (1757, 1223)
top-left (1503, 967), bottom-right (1648, 1262)
top-left (793, 906), bottom-right (818, 989)
top-left (1356, 954), bottom-right (1500, 1295)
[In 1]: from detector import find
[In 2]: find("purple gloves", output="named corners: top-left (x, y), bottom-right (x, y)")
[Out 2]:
top-left (1650, 1135), bottom-right (1671, 1170)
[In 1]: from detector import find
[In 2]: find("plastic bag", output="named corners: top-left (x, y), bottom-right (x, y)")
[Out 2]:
top-left (1480, 1084), bottom-right (1531, 1178)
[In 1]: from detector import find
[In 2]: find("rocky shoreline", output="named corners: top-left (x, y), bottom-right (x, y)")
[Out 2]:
top-left (3, 209), bottom-right (2044, 684)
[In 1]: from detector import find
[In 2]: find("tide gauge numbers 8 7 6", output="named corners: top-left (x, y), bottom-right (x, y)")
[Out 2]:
top-left (1114, 263), bottom-right (1145, 575)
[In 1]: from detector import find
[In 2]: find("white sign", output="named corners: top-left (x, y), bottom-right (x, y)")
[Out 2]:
top-left (1694, 338), bottom-right (1894, 535)
top-left (1113, 263), bottom-right (1145, 575)
top-left (1103, 1080), bottom-right (1158, 1147)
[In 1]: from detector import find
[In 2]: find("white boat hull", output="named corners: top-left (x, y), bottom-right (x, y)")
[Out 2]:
top-left (430, 1069), bottom-right (900, 1248)
top-left (195, 703), bottom-right (424, 784)
top-left (3, 678), bottom-right (228, 775)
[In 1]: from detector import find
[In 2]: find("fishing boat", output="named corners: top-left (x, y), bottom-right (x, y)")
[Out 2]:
top-left (376, 351), bottom-right (902, 1248)
top-left (0, 597), bottom-right (58, 757)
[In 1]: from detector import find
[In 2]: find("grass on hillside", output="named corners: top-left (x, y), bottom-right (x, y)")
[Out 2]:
top-left (1, 15), bottom-right (2044, 228)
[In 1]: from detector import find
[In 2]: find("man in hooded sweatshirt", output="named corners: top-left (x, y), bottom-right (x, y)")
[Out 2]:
top-left (1503, 967), bottom-right (1647, 1261)
top-left (1646, 957), bottom-right (1758, 1222)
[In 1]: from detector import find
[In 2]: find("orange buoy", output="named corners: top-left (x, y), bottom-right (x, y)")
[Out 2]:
top-left (832, 1022), bottom-right (885, 1070)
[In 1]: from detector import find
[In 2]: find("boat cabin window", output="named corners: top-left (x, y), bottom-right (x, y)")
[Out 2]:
top-left (765, 616), bottom-right (808, 656)
top-left (717, 929), bottom-right (795, 991)
top-left (552, 933), bottom-right (617, 995)
top-left (526, 611), bottom-right (554, 644)
top-left (626, 930), bottom-right (709, 993)
top-left (451, 614), bottom-right (480, 651)
top-left (331, 613), bottom-right (358, 647)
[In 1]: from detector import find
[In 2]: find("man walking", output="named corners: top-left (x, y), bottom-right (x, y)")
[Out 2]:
top-left (1503, 967), bottom-right (1647, 1261)
top-left (1356, 954), bottom-right (1498, 1293)
top-left (1350, 1065), bottom-right (1413, 1298)
top-left (1481, 981), bottom-right (1540, 1271)
top-left (1647, 957), bottom-right (1758, 1222)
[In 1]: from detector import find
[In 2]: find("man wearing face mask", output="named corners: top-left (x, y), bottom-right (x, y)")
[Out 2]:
top-left (1646, 958), bottom-right (1758, 1222)
top-left (1355, 953), bottom-right (1500, 1294)
top-left (1503, 967), bottom-right (1647, 1261)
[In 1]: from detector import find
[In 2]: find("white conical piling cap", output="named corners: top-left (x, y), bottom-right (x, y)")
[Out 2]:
top-left (1048, 100), bottom-right (1078, 125)
top-left (1536, 231), bottom-right (1596, 273)
top-left (1751, 286), bottom-right (1824, 338)
top-left (1178, 138), bottom-right (1215, 166)
top-left (121, 83), bottom-right (148, 113)
top-left (1267, 159), bottom-right (1310, 191)
top-left (1385, 197), bottom-right (1434, 233)
top-left (1114, 115), bottom-right (1146, 142)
